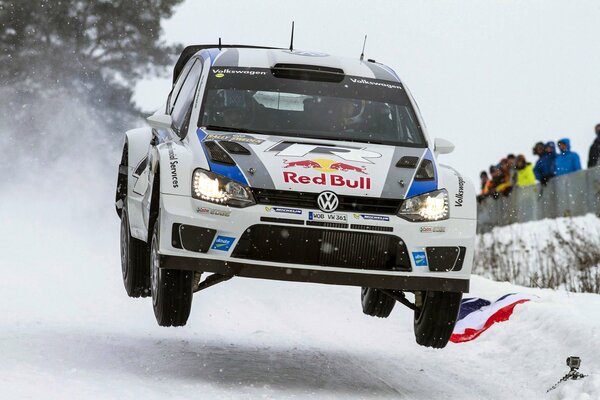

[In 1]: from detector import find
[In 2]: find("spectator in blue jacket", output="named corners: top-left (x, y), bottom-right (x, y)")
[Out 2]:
top-left (555, 138), bottom-right (581, 176)
top-left (533, 141), bottom-right (556, 184)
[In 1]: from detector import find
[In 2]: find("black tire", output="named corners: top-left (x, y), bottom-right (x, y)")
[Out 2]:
top-left (361, 287), bottom-right (396, 318)
top-left (120, 206), bottom-right (151, 298)
top-left (150, 222), bottom-right (193, 327)
top-left (413, 290), bottom-right (462, 349)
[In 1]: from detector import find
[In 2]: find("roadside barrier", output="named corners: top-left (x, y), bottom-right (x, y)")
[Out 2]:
top-left (477, 167), bottom-right (600, 233)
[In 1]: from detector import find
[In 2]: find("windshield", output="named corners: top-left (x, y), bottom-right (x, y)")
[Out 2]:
top-left (199, 67), bottom-right (426, 147)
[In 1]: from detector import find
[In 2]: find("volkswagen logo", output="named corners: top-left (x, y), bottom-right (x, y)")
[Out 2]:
top-left (317, 191), bottom-right (339, 212)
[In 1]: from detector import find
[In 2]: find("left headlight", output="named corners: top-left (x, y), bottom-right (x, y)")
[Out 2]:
top-left (398, 189), bottom-right (449, 222)
top-left (192, 169), bottom-right (255, 207)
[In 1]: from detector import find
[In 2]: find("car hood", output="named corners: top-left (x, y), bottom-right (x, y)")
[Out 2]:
top-left (197, 129), bottom-right (437, 199)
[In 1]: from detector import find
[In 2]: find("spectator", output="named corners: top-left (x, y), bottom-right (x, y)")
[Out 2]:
top-left (480, 171), bottom-right (490, 195)
top-left (490, 158), bottom-right (512, 197)
top-left (515, 154), bottom-right (536, 187)
top-left (496, 159), bottom-right (513, 195)
top-left (477, 171), bottom-right (491, 203)
top-left (534, 141), bottom-right (556, 184)
top-left (588, 123), bottom-right (600, 168)
top-left (555, 138), bottom-right (581, 176)
top-left (506, 153), bottom-right (517, 184)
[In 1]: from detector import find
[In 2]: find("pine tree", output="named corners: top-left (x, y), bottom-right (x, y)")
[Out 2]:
top-left (0, 0), bottom-right (183, 129)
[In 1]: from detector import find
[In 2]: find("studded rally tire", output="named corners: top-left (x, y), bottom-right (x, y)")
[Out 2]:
top-left (120, 206), bottom-right (151, 298)
top-left (413, 290), bottom-right (462, 349)
top-left (361, 287), bottom-right (396, 318)
top-left (150, 222), bottom-right (193, 327)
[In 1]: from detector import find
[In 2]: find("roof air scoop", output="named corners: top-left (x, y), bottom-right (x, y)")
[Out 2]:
top-left (271, 63), bottom-right (345, 82)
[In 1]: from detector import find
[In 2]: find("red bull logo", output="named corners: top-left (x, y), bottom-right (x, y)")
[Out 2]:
top-left (283, 159), bottom-right (323, 169)
top-left (282, 158), bottom-right (368, 174)
top-left (283, 171), bottom-right (371, 189)
top-left (329, 162), bottom-right (367, 174)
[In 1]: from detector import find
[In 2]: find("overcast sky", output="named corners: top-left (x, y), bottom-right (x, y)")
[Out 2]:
top-left (134, 0), bottom-right (600, 184)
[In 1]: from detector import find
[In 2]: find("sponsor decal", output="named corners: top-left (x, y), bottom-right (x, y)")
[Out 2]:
top-left (353, 213), bottom-right (390, 222)
top-left (420, 226), bottom-right (446, 233)
top-left (265, 206), bottom-right (302, 215)
top-left (267, 142), bottom-right (381, 163)
top-left (455, 175), bottom-right (465, 207)
top-left (349, 77), bottom-right (403, 90)
top-left (283, 171), bottom-right (371, 189)
top-left (196, 207), bottom-right (231, 217)
top-left (204, 133), bottom-right (264, 145)
top-left (283, 158), bottom-right (367, 174)
top-left (167, 143), bottom-right (179, 188)
top-left (412, 251), bottom-right (428, 267)
top-left (212, 68), bottom-right (267, 76)
top-left (211, 235), bottom-right (235, 251)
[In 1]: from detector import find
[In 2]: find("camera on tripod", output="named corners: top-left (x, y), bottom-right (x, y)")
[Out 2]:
top-left (566, 356), bottom-right (581, 370)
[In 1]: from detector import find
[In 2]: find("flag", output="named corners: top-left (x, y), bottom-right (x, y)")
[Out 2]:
top-left (450, 293), bottom-right (537, 343)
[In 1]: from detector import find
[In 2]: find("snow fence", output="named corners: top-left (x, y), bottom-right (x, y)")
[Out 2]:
top-left (477, 167), bottom-right (600, 234)
top-left (474, 214), bottom-right (600, 293)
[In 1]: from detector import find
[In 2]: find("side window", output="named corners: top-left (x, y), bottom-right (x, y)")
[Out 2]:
top-left (171, 59), bottom-right (202, 133)
top-left (168, 60), bottom-right (194, 114)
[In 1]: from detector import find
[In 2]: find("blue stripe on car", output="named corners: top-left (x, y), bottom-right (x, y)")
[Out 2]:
top-left (196, 128), bottom-right (249, 185)
top-left (406, 148), bottom-right (438, 198)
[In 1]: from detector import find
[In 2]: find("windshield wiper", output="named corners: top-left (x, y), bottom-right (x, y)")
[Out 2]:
top-left (201, 125), bottom-right (265, 135)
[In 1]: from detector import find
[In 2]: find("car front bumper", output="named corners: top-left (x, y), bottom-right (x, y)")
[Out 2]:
top-left (158, 193), bottom-right (476, 292)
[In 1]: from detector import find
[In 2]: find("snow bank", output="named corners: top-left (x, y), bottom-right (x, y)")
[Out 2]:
top-left (475, 215), bottom-right (600, 293)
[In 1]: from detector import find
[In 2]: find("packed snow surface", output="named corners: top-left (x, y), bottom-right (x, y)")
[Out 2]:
top-left (1, 135), bottom-right (599, 400)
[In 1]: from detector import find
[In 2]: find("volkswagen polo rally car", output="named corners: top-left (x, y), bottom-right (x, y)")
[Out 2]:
top-left (116, 44), bottom-right (476, 348)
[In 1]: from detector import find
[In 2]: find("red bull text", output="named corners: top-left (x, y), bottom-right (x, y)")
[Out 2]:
top-left (283, 171), bottom-right (371, 189)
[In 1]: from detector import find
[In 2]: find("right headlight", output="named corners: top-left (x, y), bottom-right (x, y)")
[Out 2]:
top-left (398, 189), bottom-right (449, 222)
top-left (191, 169), bottom-right (255, 207)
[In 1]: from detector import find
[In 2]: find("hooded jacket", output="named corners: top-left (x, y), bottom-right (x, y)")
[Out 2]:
top-left (516, 163), bottom-right (537, 187)
top-left (555, 138), bottom-right (581, 176)
top-left (588, 134), bottom-right (600, 168)
top-left (533, 142), bottom-right (556, 183)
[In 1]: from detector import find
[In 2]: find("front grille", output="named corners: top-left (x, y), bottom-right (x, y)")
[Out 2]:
top-left (232, 224), bottom-right (411, 272)
top-left (252, 189), bottom-right (402, 215)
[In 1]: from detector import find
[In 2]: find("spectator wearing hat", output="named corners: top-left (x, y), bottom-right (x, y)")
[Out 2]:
top-left (515, 154), bottom-right (536, 187)
top-left (555, 138), bottom-right (581, 176)
top-left (534, 141), bottom-right (556, 184)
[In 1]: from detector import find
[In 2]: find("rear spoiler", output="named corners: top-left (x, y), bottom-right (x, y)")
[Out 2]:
top-left (173, 44), bottom-right (283, 84)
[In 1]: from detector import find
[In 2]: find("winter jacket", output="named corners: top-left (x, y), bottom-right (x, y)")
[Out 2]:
top-left (516, 163), bottom-right (537, 187)
top-left (533, 142), bottom-right (556, 183)
top-left (555, 138), bottom-right (581, 176)
top-left (588, 136), bottom-right (600, 168)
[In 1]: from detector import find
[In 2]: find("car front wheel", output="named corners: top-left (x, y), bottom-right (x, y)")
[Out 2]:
top-left (413, 290), bottom-right (462, 349)
top-left (120, 206), bottom-right (151, 298)
top-left (150, 221), bottom-right (193, 327)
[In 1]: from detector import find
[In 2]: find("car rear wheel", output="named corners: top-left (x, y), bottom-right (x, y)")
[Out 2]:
top-left (120, 206), bottom-right (151, 298)
top-left (361, 287), bottom-right (396, 318)
top-left (150, 221), bottom-right (193, 327)
top-left (413, 290), bottom-right (462, 349)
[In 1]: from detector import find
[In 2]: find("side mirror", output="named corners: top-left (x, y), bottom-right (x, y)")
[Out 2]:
top-left (147, 114), bottom-right (174, 131)
top-left (434, 138), bottom-right (455, 156)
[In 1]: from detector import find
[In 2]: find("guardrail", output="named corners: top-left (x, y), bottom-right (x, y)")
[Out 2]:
top-left (477, 167), bottom-right (600, 233)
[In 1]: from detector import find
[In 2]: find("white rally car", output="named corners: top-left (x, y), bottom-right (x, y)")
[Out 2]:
top-left (116, 45), bottom-right (476, 348)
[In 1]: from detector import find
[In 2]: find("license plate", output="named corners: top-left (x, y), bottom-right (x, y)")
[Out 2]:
top-left (308, 211), bottom-right (348, 223)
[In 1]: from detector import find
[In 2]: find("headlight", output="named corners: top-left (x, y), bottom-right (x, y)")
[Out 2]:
top-left (398, 189), bottom-right (449, 222)
top-left (192, 169), bottom-right (255, 207)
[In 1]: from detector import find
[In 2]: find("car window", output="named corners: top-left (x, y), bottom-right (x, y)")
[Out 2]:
top-left (168, 60), bottom-right (195, 114)
top-left (171, 59), bottom-right (202, 133)
top-left (199, 67), bottom-right (426, 147)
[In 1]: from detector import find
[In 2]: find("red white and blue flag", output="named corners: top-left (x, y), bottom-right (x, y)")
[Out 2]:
top-left (450, 293), bottom-right (537, 343)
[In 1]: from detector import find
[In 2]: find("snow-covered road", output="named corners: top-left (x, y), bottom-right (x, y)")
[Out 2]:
top-left (1, 152), bottom-right (599, 400)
